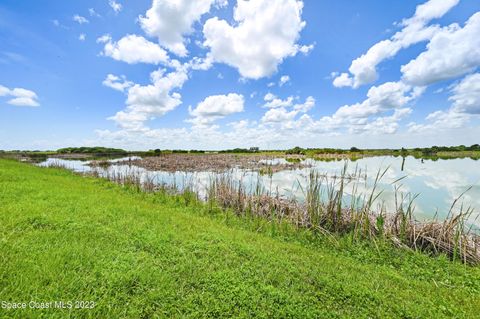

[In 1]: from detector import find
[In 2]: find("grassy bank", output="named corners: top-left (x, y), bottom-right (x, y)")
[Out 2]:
top-left (0, 159), bottom-right (479, 318)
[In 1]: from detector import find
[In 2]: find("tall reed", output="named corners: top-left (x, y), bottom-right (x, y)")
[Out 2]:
top-left (204, 166), bottom-right (480, 264)
top-left (65, 161), bottom-right (480, 264)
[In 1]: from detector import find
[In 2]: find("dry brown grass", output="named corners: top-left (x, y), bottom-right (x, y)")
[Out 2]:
top-left (115, 153), bottom-right (310, 173)
top-left (66, 159), bottom-right (480, 264)
top-left (205, 167), bottom-right (480, 265)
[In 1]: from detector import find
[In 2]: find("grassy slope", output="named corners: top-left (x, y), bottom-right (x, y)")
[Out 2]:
top-left (0, 159), bottom-right (479, 318)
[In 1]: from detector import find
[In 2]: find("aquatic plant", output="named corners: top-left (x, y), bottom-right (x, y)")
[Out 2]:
top-left (204, 166), bottom-right (480, 265)
top-left (44, 160), bottom-right (67, 169)
top-left (43, 158), bottom-right (480, 264)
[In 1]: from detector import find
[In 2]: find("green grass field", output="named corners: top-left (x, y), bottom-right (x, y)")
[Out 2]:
top-left (0, 159), bottom-right (479, 318)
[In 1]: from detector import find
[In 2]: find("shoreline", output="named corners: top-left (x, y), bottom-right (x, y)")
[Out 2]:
top-left (37, 157), bottom-right (480, 265)
top-left (1, 158), bottom-right (479, 318)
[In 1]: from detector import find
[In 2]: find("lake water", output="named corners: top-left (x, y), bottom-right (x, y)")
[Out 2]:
top-left (38, 156), bottom-right (480, 226)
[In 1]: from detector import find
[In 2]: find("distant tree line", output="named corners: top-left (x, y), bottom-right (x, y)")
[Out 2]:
top-left (284, 144), bottom-right (480, 156)
top-left (146, 148), bottom-right (261, 155)
top-left (412, 144), bottom-right (480, 153)
top-left (285, 146), bottom-right (363, 155)
top-left (56, 147), bottom-right (127, 154)
top-left (1, 144), bottom-right (478, 156)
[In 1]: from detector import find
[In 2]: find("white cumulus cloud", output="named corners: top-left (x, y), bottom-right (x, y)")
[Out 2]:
top-left (263, 94), bottom-right (294, 108)
top-left (0, 85), bottom-right (40, 107)
top-left (203, 0), bottom-right (310, 79)
top-left (332, 72), bottom-right (353, 88)
top-left (332, 0), bottom-right (459, 88)
top-left (102, 74), bottom-right (133, 92)
top-left (312, 81), bottom-right (422, 134)
top-left (262, 108), bottom-right (298, 123)
top-left (450, 73), bottom-right (480, 114)
top-left (0, 85), bottom-right (9, 96)
top-left (188, 93), bottom-right (244, 126)
top-left (139, 0), bottom-right (225, 57)
top-left (99, 34), bottom-right (169, 65)
top-left (261, 95), bottom-right (314, 124)
top-left (109, 68), bottom-right (188, 131)
top-left (408, 109), bottom-right (471, 133)
top-left (408, 73), bottom-right (480, 133)
top-left (401, 12), bottom-right (480, 86)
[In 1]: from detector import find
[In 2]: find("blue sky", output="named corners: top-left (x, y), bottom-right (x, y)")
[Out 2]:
top-left (0, 0), bottom-right (479, 150)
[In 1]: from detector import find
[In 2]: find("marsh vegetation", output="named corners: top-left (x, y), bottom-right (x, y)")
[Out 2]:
top-left (2, 159), bottom-right (480, 318)
top-left (110, 153), bottom-right (309, 173)
top-left (39, 153), bottom-right (480, 265)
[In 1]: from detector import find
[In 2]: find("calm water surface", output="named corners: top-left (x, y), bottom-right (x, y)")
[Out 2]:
top-left (39, 156), bottom-right (480, 226)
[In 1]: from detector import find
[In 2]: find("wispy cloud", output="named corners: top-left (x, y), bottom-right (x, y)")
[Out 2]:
top-left (109, 0), bottom-right (122, 14)
top-left (73, 14), bottom-right (89, 24)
